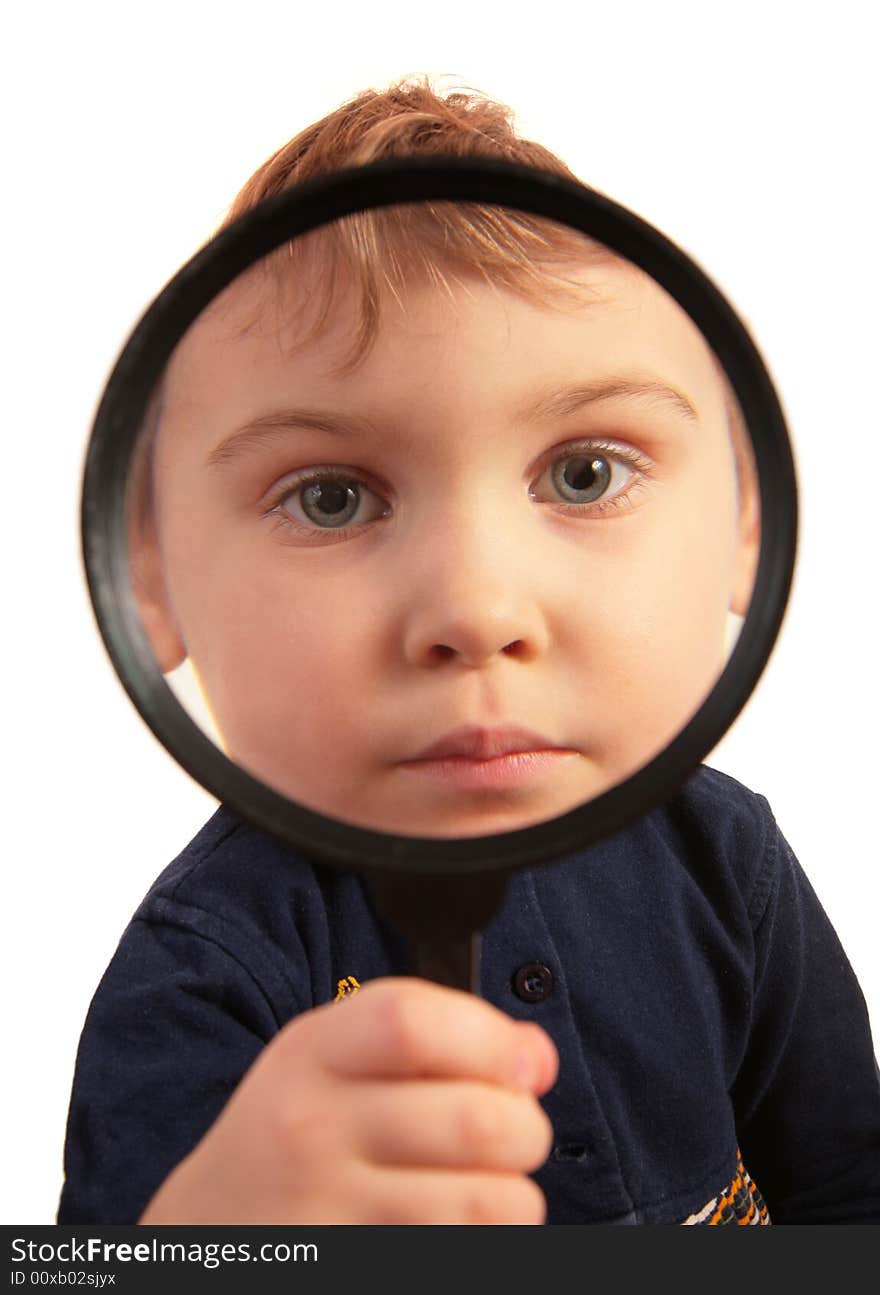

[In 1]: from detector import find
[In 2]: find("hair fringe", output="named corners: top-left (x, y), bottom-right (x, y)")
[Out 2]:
top-left (220, 76), bottom-right (605, 369)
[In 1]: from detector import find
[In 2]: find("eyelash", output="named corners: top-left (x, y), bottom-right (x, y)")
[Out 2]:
top-left (263, 438), bottom-right (655, 541)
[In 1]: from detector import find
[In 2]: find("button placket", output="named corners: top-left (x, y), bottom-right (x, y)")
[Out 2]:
top-left (480, 868), bottom-right (637, 1222)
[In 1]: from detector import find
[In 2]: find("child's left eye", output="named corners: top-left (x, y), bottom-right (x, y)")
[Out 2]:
top-left (530, 441), bottom-right (650, 513)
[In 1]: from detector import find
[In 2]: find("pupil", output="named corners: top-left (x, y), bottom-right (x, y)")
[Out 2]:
top-left (315, 484), bottom-right (349, 512)
top-left (315, 482), bottom-right (350, 515)
top-left (565, 457), bottom-right (603, 491)
top-left (559, 455), bottom-right (608, 494)
top-left (298, 479), bottom-right (359, 528)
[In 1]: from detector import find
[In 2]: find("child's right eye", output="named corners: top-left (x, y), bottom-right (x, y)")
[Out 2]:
top-left (273, 470), bottom-right (389, 531)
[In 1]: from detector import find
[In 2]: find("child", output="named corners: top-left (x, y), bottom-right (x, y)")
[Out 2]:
top-left (59, 80), bottom-right (880, 1225)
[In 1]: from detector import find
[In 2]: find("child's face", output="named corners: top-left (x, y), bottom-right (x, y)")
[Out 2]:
top-left (138, 249), bottom-right (758, 837)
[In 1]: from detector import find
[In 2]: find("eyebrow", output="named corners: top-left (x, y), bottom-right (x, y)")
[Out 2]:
top-left (206, 409), bottom-right (380, 467)
top-left (520, 377), bottom-right (699, 425)
top-left (206, 375), bottom-right (699, 467)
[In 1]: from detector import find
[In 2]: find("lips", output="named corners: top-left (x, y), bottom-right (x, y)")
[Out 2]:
top-left (406, 726), bottom-right (568, 762)
top-left (398, 726), bottom-right (578, 794)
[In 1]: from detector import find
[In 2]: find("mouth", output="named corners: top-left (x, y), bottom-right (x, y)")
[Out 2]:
top-left (399, 726), bottom-right (579, 791)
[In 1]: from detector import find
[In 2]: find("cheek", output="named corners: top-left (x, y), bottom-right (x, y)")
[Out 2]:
top-left (632, 457), bottom-right (740, 698)
top-left (176, 555), bottom-right (382, 751)
top-left (561, 455), bottom-right (740, 735)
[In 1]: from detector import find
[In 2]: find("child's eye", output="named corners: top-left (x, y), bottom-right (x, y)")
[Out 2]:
top-left (530, 440), bottom-right (652, 514)
top-left (273, 470), bottom-right (389, 531)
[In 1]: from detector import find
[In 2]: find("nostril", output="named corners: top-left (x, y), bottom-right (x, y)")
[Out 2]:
top-left (432, 644), bottom-right (456, 661)
top-left (502, 639), bottom-right (527, 658)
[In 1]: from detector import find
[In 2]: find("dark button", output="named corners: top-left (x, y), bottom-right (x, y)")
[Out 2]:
top-left (552, 1143), bottom-right (588, 1163)
top-left (512, 962), bottom-right (554, 1002)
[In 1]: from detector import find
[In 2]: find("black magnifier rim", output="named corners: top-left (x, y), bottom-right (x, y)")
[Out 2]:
top-left (81, 156), bottom-right (797, 876)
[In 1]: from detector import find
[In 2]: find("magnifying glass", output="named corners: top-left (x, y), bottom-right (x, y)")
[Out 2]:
top-left (81, 157), bottom-right (796, 994)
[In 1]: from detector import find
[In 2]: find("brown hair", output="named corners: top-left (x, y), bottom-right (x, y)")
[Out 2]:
top-left (217, 77), bottom-right (608, 371)
top-left (131, 79), bottom-right (756, 551)
top-left (225, 78), bottom-right (577, 216)
top-left (131, 80), bottom-right (600, 556)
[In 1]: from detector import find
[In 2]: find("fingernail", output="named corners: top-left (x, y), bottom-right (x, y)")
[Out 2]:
top-left (512, 1042), bottom-right (539, 1090)
top-left (515, 1025), bottom-right (548, 1087)
top-left (515, 1030), bottom-right (556, 1092)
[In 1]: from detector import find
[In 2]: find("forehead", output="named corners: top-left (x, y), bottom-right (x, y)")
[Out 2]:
top-left (158, 250), bottom-right (727, 448)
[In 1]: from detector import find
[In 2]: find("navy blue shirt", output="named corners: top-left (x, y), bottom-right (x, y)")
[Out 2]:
top-left (57, 767), bottom-right (880, 1224)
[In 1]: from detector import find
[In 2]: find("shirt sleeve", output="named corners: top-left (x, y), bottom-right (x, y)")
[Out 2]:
top-left (732, 814), bottom-right (880, 1222)
top-left (57, 909), bottom-right (291, 1224)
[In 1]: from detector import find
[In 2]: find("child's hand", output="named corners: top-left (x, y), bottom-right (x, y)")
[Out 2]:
top-left (138, 977), bottom-right (558, 1224)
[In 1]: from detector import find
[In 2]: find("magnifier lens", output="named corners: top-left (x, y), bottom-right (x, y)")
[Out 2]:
top-left (123, 197), bottom-right (761, 843)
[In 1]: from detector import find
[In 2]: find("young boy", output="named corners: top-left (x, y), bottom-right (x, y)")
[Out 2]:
top-left (59, 81), bottom-right (880, 1225)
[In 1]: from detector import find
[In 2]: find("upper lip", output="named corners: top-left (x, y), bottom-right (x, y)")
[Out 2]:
top-left (405, 726), bottom-right (569, 762)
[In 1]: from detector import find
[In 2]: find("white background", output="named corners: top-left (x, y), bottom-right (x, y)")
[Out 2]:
top-left (3, 0), bottom-right (877, 1223)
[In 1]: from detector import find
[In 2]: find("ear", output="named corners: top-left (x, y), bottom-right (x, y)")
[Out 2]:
top-left (128, 513), bottom-right (187, 673)
top-left (730, 482), bottom-right (761, 618)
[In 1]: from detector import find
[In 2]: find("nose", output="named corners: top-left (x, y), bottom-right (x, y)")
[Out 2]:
top-left (401, 518), bottom-right (550, 669)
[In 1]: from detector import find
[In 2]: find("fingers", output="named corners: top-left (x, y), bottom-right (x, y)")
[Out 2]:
top-left (290, 978), bottom-right (558, 1094)
top-left (355, 1166), bottom-right (548, 1225)
top-left (157, 978), bottom-right (559, 1226)
top-left (352, 1079), bottom-right (555, 1172)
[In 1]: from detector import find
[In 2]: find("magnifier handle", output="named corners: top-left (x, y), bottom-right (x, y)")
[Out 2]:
top-left (366, 870), bottom-right (507, 998)
top-left (414, 932), bottom-right (482, 994)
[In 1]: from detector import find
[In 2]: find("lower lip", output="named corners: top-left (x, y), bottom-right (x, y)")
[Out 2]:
top-left (399, 749), bottom-right (575, 791)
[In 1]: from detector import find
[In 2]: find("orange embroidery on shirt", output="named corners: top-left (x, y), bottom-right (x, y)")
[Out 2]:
top-left (682, 1149), bottom-right (770, 1225)
top-left (334, 975), bottom-right (361, 1001)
